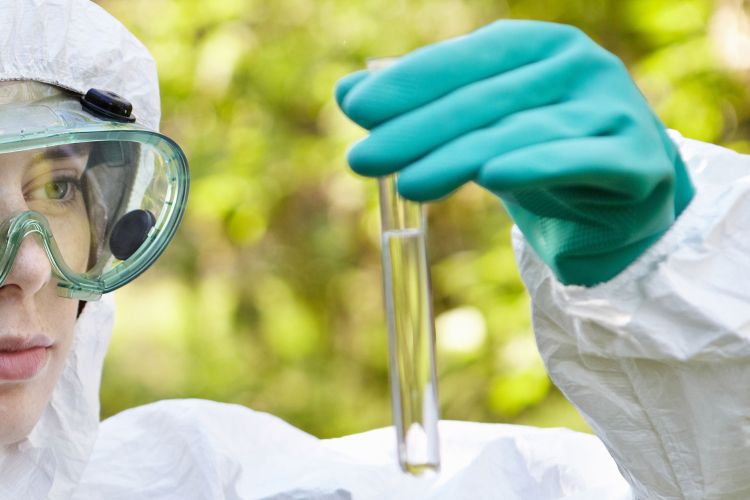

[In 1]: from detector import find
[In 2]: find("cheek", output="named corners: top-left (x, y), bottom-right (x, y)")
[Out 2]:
top-left (36, 284), bottom-right (79, 412)
top-left (44, 282), bottom-right (80, 343)
top-left (49, 205), bottom-right (91, 273)
top-left (37, 281), bottom-right (79, 375)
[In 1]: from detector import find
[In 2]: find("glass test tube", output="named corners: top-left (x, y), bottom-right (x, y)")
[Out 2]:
top-left (369, 58), bottom-right (441, 475)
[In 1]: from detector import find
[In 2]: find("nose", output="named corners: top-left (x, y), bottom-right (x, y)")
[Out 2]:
top-left (0, 234), bottom-right (52, 299)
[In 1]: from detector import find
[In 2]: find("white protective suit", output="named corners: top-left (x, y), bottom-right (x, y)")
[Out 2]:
top-left (0, 2), bottom-right (743, 500)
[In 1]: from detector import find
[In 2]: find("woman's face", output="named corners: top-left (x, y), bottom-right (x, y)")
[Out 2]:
top-left (0, 145), bottom-right (90, 446)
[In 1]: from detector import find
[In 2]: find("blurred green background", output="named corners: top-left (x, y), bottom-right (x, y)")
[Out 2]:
top-left (96, 0), bottom-right (750, 437)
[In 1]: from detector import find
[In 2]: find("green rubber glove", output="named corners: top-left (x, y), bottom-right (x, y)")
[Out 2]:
top-left (335, 20), bottom-right (694, 286)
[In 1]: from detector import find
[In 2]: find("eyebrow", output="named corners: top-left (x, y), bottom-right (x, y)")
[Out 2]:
top-left (39, 144), bottom-right (90, 160)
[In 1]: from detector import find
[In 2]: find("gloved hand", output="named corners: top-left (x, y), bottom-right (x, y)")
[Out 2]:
top-left (335, 20), bottom-right (694, 286)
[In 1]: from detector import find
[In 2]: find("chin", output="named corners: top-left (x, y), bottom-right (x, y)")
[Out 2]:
top-left (0, 381), bottom-right (50, 446)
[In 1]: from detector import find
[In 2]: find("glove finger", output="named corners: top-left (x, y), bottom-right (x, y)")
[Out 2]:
top-left (396, 99), bottom-right (630, 201)
top-left (335, 70), bottom-right (369, 109)
top-left (341, 20), bottom-right (587, 129)
top-left (478, 136), bottom-right (672, 201)
top-left (347, 50), bottom-right (577, 177)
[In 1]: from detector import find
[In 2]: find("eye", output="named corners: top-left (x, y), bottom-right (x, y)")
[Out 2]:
top-left (44, 180), bottom-right (72, 201)
top-left (26, 176), bottom-right (81, 204)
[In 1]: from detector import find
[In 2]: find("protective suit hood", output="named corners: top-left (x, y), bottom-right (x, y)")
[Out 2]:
top-left (0, 0), bottom-right (160, 131)
top-left (0, 1), bottom-right (159, 498)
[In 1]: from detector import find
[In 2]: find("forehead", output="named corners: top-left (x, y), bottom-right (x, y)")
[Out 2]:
top-left (0, 149), bottom-right (40, 180)
top-left (0, 145), bottom-right (89, 181)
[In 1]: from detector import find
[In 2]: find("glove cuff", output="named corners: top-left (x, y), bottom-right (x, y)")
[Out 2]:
top-left (551, 140), bottom-right (695, 287)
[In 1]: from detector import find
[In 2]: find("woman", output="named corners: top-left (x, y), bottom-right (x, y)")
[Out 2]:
top-left (0, 0), bottom-right (189, 496)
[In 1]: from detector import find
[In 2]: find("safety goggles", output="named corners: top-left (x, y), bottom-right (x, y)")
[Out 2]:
top-left (0, 86), bottom-right (189, 300)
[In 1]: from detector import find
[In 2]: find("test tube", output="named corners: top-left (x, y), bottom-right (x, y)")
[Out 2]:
top-left (369, 57), bottom-right (441, 475)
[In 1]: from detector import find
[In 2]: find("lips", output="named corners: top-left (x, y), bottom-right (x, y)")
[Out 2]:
top-left (0, 335), bottom-right (52, 381)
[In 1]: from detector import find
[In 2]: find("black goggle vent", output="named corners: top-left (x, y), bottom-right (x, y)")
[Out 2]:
top-left (109, 209), bottom-right (156, 261)
top-left (81, 88), bottom-right (136, 123)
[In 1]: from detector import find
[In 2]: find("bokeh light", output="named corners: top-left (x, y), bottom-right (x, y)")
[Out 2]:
top-left (96, 0), bottom-right (750, 437)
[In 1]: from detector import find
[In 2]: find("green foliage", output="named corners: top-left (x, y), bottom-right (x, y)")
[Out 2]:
top-left (97, 0), bottom-right (750, 437)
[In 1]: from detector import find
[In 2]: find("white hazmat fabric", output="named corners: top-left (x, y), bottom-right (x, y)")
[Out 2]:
top-left (0, 0), bottom-right (160, 131)
top-left (73, 399), bottom-right (631, 500)
top-left (513, 130), bottom-right (750, 499)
